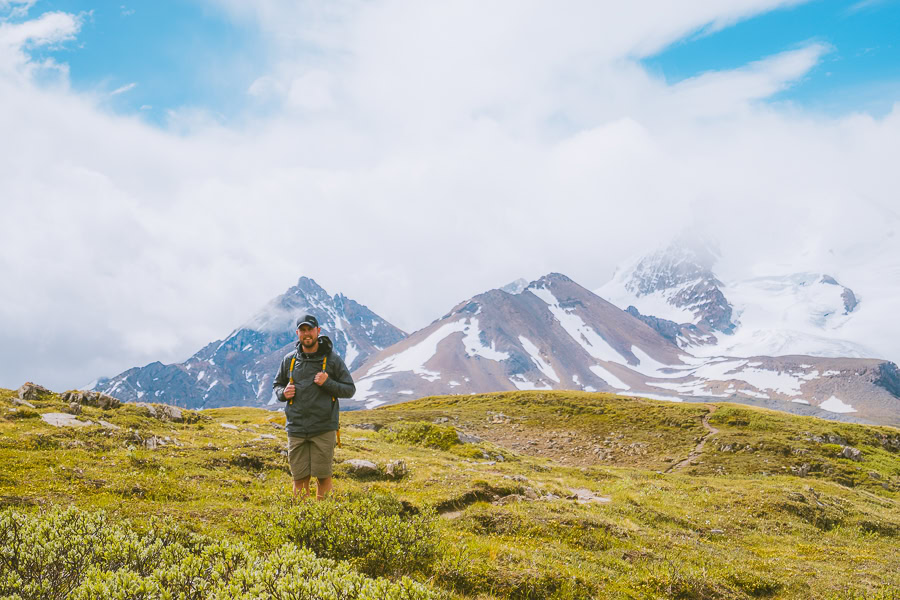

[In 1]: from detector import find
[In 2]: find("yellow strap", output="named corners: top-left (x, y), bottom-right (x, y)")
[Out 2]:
top-left (288, 356), bottom-right (296, 405)
top-left (336, 429), bottom-right (341, 448)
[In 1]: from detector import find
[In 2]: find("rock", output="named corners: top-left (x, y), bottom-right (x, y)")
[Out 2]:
top-left (495, 494), bottom-right (525, 505)
top-left (868, 471), bottom-right (882, 480)
top-left (791, 463), bottom-right (812, 477)
top-left (159, 405), bottom-right (183, 422)
top-left (344, 459), bottom-right (379, 476)
top-left (67, 403), bottom-right (82, 415)
top-left (495, 454), bottom-right (505, 462)
top-left (144, 436), bottom-right (164, 450)
top-left (433, 417), bottom-right (450, 424)
top-left (133, 402), bottom-right (193, 423)
top-left (60, 390), bottom-right (120, 410)
top-left (41, 413), bottom-right (93, 428)
top-left (18, 382), bottom-right (53, 401)
top-left (568, 488), bottom-right (611, 504)
top-left (98, 420), bottom-right (120, 430)
top-left (270, 422), bottom-right (285, 430)
top-left (840, 446), bottom-right (863, 461)
top-left (13, 398), bottom-right (36, 409)
top-left (384, 460), bottom-right (408, 479)
top-left (351, 423), bottom-right (382, 431)
top-left (709, 529), bottom-right (725, 535)
top-left (810, 433), bottom-right (848, 446)
top-left (457, 431), bottom-right (483, 444)
top-left (488, 413), bottom-right (510, 424)
top-left (257, 434), bottom-right (277, 440)
top-left (876, 434), bottom-right (900, 452)
top-left (523, 487), bottom-right (539, 500)
top-left (220, 423), bottom-right (239, 430)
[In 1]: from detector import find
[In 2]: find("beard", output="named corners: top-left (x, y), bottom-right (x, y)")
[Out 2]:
top-left (301, 337), bottom-right (318, 349)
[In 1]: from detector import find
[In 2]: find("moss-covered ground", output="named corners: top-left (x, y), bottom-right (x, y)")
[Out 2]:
top-left (1, 387), bottom-right (898, 599)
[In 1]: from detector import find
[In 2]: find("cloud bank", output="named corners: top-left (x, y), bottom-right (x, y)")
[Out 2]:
top-left (1, 0), bottom-right (898, 390)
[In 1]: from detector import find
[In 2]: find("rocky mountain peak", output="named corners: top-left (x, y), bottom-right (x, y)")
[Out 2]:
top-left (91, 277), bottom-right (406, 409)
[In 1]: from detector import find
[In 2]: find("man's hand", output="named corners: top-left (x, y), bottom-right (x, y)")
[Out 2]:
top-left (284, 383), bottom-right (296, 399)
top-left (314, 372), bottom-right (329, 386)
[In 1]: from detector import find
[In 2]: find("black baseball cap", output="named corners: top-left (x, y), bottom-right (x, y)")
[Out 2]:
top-left (296, 314), bottom-right (319, 329)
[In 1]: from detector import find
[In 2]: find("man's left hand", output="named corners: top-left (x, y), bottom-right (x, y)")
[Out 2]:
top-left (314, 372), bottom-right (329, 386)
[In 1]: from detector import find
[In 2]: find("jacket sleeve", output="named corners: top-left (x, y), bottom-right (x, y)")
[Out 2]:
top-left (322, 353), bottom-right (356, 399)
top-left (272, 355), bottom-right (290, 403)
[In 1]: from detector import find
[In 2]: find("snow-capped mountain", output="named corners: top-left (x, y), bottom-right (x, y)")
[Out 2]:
top-left (90, 277), bottom-right (406, 409)
top-left (596, 240), bottom-right (881, 362)
top-left (351, 273), bottom-right (900, 426)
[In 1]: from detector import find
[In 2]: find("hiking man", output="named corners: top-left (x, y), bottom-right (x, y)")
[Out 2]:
top-left (273, 314), bottom-right (356, 499)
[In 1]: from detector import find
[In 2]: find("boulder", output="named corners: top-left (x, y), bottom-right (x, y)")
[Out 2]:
top-left (133, 402), bottom-right (196, 423)
top-left (13, 398), bottom-right (36, 409)
top-left (61, 390), bottom-right (121, 410)
top-left (840, 446), bottom-right (863, 462)
top-left (384, 460), bottom-right (408, 479)
top-left (41, 413), bottom-right (93, 428)
top-left (344, 459), bottom-right (379, 476)
top-left (18, 382), bottom-right (53, 401)
top-left (351, 423), bottom-right (382, 431)
top-left (67, 403), bottom-right (82, 415)
top-left (457, 431), bottom-right (483, 444)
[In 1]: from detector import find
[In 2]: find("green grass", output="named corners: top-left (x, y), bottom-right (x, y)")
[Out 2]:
top-left (1, 386), bottom-right (899, 599)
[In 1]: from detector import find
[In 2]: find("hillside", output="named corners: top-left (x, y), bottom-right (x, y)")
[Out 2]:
top-left (2, 385), bottom-right (899, 599)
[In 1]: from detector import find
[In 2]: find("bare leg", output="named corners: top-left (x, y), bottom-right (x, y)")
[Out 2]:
top-left (293, 476), bottom-right (311, 500)
top-left (316, 476), bottom-right (333, 500)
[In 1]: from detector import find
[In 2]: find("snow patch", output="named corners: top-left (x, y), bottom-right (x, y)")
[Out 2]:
top-left (819, 396), bottom-right (857, 413)
top-left (509, 374), bottom-right (553, 391)
top-left (588, 364), bottom-right (630, 390)
top-left (518, 336), bottom-right (560, 383)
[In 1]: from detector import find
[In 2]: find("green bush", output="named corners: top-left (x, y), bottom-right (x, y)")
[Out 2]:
top-left (0, 505), bottom-right (441, 600)
top-left (6, 409), bottom-right (40, 420)
top-left (382, 422), bottom-right (460, 451)
top-left (255, 492), bottom-right (441, 579)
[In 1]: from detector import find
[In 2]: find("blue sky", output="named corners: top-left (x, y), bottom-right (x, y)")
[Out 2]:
top-left (22, 0), bottom-right (268, 124)
top-left (14, 0), bottom-right (900, 124)
top-left (644, 0), bottom-right (900, 116)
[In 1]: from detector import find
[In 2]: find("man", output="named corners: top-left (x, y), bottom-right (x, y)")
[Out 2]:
top-left (273, 314), bottom-right (356, 499)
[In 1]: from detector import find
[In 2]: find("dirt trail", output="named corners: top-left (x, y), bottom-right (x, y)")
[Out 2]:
top-left (664, 405), bottom-right (719, 473)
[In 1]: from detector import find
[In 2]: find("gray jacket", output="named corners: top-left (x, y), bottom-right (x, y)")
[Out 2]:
top-left (272, 335), bottom-right (356, 437)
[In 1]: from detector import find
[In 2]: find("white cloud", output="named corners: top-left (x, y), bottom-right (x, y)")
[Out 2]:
top-left (2, 1), bottom-right (900, 391)
top-left (109, 82), bottom-right (137, 96)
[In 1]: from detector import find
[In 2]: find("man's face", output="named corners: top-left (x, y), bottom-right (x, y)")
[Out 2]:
top-left (298, 325), bottom-right (319, 349)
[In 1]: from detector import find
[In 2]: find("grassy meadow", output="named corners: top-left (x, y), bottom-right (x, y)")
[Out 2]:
top-left (1, 386), bottom-right (899, 599)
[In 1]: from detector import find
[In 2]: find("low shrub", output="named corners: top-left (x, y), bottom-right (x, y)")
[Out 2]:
top-left (382, 421), bottom-right (460, 451)
top-left (0, 505), bottom-right (442, 600)
top-left (254, 492), bottom-right (441, 579)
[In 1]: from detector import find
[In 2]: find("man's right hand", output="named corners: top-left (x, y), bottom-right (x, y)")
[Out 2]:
top-left (284, 383), bottom-right (296, 399)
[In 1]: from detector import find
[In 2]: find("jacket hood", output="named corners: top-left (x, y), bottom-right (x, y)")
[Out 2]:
top-left (296, 334), bottom-right (333, 357)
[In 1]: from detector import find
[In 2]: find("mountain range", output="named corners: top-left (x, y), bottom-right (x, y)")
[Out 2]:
top-left (89, 246), bottom-right (900, 427)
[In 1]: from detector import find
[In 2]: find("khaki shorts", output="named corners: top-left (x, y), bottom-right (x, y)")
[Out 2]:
top-left (287, 431), bottom-right (336, 480)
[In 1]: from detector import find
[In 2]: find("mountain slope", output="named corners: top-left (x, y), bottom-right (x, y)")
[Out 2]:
top-left (352, 273), bottom-right (900, 426)
top-left (91, 277), bottom-right (406, 409)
